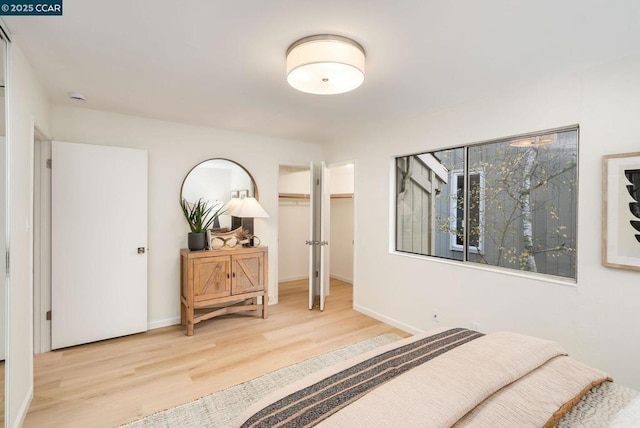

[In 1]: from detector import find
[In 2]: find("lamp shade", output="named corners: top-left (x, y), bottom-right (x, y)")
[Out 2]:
top-left (224, 197), bottom-right (243, 214)
top-left (226, 197), bottom-right (269, 218)
top-left (286, 35), bottom-right (365, 95)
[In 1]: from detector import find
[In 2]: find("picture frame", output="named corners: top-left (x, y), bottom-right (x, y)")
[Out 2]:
top-left (602, 151), bottom-right (640, 271)
top-left (239, 189), bottom-right (249, 199)
top-left (230, 190), bottom-right (239, 199)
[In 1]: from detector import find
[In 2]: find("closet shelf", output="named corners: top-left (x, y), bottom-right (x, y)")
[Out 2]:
top-left (279, 193), bottom-right (354, 200)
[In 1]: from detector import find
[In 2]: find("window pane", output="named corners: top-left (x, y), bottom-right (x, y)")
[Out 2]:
top-left (466, 130), bottom-right (577, 278)
top-left (396, 148), bottom-right (464, 261)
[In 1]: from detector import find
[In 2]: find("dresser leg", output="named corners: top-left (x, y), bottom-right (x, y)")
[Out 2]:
top-left (262, 296), bottom-right (269, 319)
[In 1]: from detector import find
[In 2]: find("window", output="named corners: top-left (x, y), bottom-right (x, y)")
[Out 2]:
top-left (450, 171), bottom-right (483, 253)
top-left (395, 127), bottom-right (578, 280)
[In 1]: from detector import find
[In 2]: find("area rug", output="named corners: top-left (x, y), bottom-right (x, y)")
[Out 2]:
top-left (119, 333), bottom-right (402, 428)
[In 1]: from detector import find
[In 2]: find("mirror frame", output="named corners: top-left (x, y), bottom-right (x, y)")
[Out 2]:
top-left (180, 157), bottom-right (259, 205)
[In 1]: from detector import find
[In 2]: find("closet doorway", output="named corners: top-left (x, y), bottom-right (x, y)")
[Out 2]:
top-left (277, 162), bottom-right (355, 309)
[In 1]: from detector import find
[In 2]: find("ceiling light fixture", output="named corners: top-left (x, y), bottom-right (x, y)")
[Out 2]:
top-left (68, 91), bottom-right (86, 101)
top-left (286, 34), bottom-right (365, 95)
top-left (509, 133), bottom-right (558, 147)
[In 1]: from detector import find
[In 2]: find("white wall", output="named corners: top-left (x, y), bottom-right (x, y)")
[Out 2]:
top-left (51, 106), bottom-right (323, 320)
top-left (327, 54), bottom-right (640, 391)
top-left (277, 201), bottom-right (310, 281)
top-left (7, 41), bottom-right (52, 427)
top-left (278, 168), bottom-right (310, 282)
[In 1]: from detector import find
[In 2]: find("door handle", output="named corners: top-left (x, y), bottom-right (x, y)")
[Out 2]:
top-left (305, 240), bottom-right (328, 246)
top-left (137, 247), bottom-right (146, 254)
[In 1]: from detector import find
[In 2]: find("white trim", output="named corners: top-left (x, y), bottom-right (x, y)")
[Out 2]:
top-left (353, 304), bottom-right (422, 335)
top-left (417, 153), bottom-right (449, 184)
top-left (4, 35), bottom-right (11, 427)
top-left (147, 317), bottom-right (180, 330)
top-left (390, 250), bottom-right (577, 287)
top-left (329, 273), bottom-right (352, 284)
top-left (278, 274), bottom-right (309, 282)
top-left (388, 157), bottom-right (397, 253)
top-left (449, 170), bottom-right (484, 254)
top-left (33, 136), bottom-right (51, 354)
top-left (12, 385), bottom-right (32, 428)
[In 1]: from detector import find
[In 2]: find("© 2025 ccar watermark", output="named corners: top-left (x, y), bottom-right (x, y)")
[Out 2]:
top-left (0, 0), bottom-right (62, 15)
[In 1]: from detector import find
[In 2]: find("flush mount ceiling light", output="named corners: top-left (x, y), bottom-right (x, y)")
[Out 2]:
top-left (286, 34), bottom-right (365, 95)
top-left (509, 133), bottom-right (558, 147)
top-left (68, 91), bottom-right (86, 101)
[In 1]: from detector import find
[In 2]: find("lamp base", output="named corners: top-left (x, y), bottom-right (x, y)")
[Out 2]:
top-left (231, 216), bottom-right (254, 236)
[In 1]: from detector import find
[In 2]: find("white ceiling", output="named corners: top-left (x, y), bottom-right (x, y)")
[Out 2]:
top-left (4, 1), bottom-right (640, 143)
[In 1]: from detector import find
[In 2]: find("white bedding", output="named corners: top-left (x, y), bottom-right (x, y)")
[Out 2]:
top-left (234, 328), bottom-right (614, 428)
top-left (611, 394), bottom-right (640, 428)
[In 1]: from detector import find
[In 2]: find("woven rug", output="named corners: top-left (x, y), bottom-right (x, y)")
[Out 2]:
top-left (119, 333), bottom-right (401, 428)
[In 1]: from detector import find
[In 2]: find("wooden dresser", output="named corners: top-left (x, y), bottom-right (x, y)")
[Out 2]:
top-left (180, 246), bottom-right (268, 336)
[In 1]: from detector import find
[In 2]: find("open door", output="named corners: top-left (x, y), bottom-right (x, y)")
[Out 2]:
top-left (51, 141), bottom-right (148, 349)
top-left (308, 162), bottom-right (330, 310)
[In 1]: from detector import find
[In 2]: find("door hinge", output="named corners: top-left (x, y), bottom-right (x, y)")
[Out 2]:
top-left (316, 178), bottom-right (320, 185)
top-left (46, 158), bottom-right (52, 169)
top-left (46, 310), bottom-right (52, 321)
top-left (315, 270), bottom-right (319, 278)
top-left (5, 250), bottom-right (9, 275)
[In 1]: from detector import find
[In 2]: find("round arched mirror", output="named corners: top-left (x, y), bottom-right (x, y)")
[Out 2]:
top-left (180, 158), bottom-right (257, 230)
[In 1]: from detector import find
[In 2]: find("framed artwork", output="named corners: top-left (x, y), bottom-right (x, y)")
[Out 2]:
top-left (239, 189), bottom-right (249, 199)
top-left (230, 190), bottom-right (239, 199)
top-left (602, 152), bottom-right (640, 271)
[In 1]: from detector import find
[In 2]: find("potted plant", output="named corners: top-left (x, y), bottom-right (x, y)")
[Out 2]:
top-left (180, 198), bottom-right (225, 250)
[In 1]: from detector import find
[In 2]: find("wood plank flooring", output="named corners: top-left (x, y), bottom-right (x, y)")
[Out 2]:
top-left (24, 279), bottom-right (409, 427)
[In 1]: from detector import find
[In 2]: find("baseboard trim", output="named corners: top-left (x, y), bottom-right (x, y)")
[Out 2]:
top-left (148, 317), bottom-right (181, 330)
top-left (278, 275), bottom-right (309, 283)
top-left (353, 304), bottom-right (423, 335)
top-left (329, 274), bottom-right (353, 284)
top-left (12, 385), bottom-right (33, 428)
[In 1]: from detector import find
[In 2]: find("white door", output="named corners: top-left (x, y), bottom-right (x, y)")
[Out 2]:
top-left (51, 141), bottom-right (148, 349)
top-left (0, 136), bottom-right (5, 360)
top-left (308, 163), bottom-right (317, 309)
top-left (319, 162), bottom-right (330, 311)
top-left (308, 162), bottom-right (330, 311)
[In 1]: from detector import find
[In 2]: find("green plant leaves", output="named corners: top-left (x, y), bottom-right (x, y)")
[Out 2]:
top-left (180, 198), bottom-right (226, 233)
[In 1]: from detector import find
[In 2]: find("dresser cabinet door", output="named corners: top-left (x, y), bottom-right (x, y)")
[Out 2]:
top-left (231, 252), bottom-right (265, 294)
top-left (193, 256), bottom-right (231, 300)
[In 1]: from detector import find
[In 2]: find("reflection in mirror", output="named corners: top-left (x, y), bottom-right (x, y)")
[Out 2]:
top-left (180, 159), bottom-right (257, 230)
top-left (0, 29), bottom-right (7, 426)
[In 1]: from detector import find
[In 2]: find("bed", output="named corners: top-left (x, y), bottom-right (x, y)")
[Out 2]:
top-left (234, 327), bottom-right (639, 427)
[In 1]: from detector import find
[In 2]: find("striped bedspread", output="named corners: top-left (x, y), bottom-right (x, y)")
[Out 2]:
top-left (235, 328), bottom-right (611, 428)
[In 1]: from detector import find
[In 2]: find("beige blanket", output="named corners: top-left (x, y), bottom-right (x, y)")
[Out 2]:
top-left (235, 328), bottom-right (610, 427)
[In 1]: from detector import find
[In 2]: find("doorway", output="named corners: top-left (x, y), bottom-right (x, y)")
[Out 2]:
top-left (277, 162), bottom-right (355, 309)
top-left (33, 140), bottom-right (149, 352)
top-left (33, 134), bottom-right (51, 353)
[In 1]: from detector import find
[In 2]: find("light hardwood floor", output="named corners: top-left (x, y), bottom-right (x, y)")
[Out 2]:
top-left (24, 279), bottom-right (409, 427)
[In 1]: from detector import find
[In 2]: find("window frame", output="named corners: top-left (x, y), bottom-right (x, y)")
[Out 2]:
top-left (449, 169), bottom-right (485, 255)
top-left (392, 125), bottom-right (579, 282)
